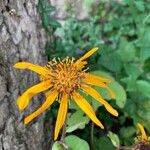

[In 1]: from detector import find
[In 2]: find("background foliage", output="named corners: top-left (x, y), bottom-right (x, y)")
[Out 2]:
top-left (38, 0), bottom-right (150, 149)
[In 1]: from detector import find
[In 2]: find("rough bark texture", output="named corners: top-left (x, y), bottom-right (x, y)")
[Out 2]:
top-left (0, 0), bottom-right (53, 149)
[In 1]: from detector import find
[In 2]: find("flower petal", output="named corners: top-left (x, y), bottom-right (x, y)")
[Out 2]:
top-left (75, 47), bottom-right (98, 66)
top-left (17, 81), bottom-right (52, 110)
top-left (77, 47), bottom-right (98, 62)
top-left (75, 61), bottom-right (88, 70)
top-left (24, 90), bottom-right (58, 124)
top-left (54, 94), bottom-right (68, 140)
top-left (83, 76), bottom-right (115, 99)
top-left (14, 62), bottom-right (50, 75)
top-left (85, 73), bottom-right (111, 83)
top-left (81, 85), bottom-right (118, 116)
top-left (72, 91), bottom-right (104, 129)
top-left (137, 123), bottom-right (148, 140)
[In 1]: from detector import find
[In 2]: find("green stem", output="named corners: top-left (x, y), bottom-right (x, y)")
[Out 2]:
top-left (90, 122), bottom-right (94, 150)
top-left (59, 117), bottom-right (68, 150)
top-left (61, 119), bottom-right (67, 143)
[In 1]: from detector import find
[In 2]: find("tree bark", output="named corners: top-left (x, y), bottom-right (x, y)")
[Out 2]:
top-left (0, 0), bottom-right (53, 149)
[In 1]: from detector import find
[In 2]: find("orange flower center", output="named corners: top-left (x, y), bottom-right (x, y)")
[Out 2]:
top-left (41, 57), bottom-right (86, 94)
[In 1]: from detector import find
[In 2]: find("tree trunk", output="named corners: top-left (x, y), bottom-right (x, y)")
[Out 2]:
top-left (0, 0), bottom-right (53, 149)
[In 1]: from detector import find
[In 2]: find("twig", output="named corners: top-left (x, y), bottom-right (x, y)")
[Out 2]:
top-left (116, 146), bottom-right (134, 150)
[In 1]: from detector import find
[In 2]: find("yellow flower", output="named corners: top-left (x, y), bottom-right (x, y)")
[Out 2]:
top-left (135, 123), bottom-right (150, 144)
top-left (14, 47), bottom-right (118, 140)
top-left (138, 123), bottom-right (148, 141)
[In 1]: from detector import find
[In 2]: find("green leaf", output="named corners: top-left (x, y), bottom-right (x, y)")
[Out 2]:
top-left (92, 71), bottom-right (127, 108)
top-left (44, 5), bottom-right (56, 12)
top-left (42, 13), bottom-right (50, 27)
top-left (124, 63), bottom-right (142, 79)
top-left (66, 101), bottom-right (89, 133)
top-left (140, 48), bottom-right (150, 61)
top-left (49, 19), bottom-right (61, 28)
top-left (124, 98), bottom-right (150, 131)
top-left (137, 99), bottom-right (150, 121)
top-left (134, 1), bottom-right (145, 12)
top-left (117, 38), bottom-right (136, 62)
top-left (104, 23), bottom-right (113, 32)
top-left (107, 131), bottom-right (120, 147)
top-left (121, 76), bottom-right (137, 92)
top-left (136, 80), bottom-right (150, 98)
top-left (119, 126), bottom-right (136, 138)
top-left (65, 135), bottom-right (90, 150)
top-left (138, 27), bottom-right (150, 61)
top-left (84, 0), bottom-right (94, 10)
top-left (144, 58), bottom-right (150, 72)
top-left (100, 52), bottom-right (122, 72)
top-left (109, 80), bottom-right (126, 108)
top-left (52, 142), bottom-right (64, 150)
top-left (94, 136), bottom-right (115, 150)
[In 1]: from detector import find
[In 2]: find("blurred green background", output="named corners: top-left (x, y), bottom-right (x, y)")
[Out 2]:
top-left (38, 0), bottom-right (150, 149)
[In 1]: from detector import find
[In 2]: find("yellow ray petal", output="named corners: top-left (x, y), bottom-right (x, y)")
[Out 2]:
top-left (24, 90), bottom-right (58, 124)
top-left (137, 123), bottom-right (148, 140)
top-left (75, 47), bottom-right (98, 64)
top-left (17, 81), bottom-right (52, 110)
top-left (72, 91), bottom-right (104, 129)
top-left (54, 94), bottom-right (68, 140)
top-left (14, 62), bottom-right (50, 75)
top-left (75, 61), bottom-right (88, 70)
top-left (81, 85), bottom-right (118, 116)
top-left (85, 73), bottom-right (111, 83)
top-left (83, 76), bottom-right (115, 99)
